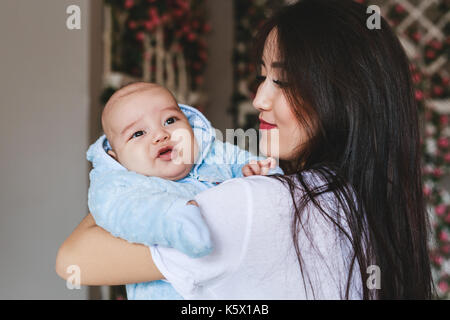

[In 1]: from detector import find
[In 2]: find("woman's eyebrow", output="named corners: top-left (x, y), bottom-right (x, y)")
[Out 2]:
top-left (271, 62), bottom-right (284, 68)
top-left (259, 60), bottom-right (284, 68)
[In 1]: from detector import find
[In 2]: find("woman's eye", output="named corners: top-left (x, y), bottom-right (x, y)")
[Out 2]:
top-left (131, 130), bottom-right (145, 139)
top-left (273, 79), bottom-right (289, 88)
top-left (164, 117), bottom-right (177, 126)
top-left (256, 75), bottom-right (266, 83)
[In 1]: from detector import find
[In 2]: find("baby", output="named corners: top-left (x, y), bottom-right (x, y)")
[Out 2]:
top-left (101, 82), bottom-right (275, 181)
top-left (87, 82), bottom-right (281, 300)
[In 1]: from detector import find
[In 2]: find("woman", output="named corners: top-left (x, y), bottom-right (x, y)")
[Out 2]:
top-left (56, 0), bottom-right (432, 299)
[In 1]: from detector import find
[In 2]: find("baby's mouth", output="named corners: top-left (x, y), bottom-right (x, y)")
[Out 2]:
top-left (157, 146), bottom-right (174, 160)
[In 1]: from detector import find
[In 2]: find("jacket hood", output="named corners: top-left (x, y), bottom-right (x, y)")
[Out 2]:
top-left (86, 104), bottom-right (216, 175)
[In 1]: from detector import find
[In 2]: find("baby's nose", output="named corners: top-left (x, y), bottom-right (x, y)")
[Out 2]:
top-left (153, 131), bottom-right (170, 144)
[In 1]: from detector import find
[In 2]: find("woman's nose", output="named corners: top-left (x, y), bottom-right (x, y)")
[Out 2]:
top-left (252, 82), bottom-right (271, 111)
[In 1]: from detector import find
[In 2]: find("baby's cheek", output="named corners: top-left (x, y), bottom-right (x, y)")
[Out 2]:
top-left (120, 148), bottom-right (152, 175)
top-left (174, 131), bottom-right (198, 165)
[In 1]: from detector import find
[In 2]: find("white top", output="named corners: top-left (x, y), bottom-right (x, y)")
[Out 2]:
top-left (150, 173), bottom-right (363, 299)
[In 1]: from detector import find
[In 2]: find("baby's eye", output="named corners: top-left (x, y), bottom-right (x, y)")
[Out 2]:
top-left (131, 130), bottom-right (146, 139)
top-left (164, 117), bottom-right (177, 126)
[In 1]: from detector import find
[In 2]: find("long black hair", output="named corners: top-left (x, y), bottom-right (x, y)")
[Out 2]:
top-left (254, 0), bottom-right (433, 299)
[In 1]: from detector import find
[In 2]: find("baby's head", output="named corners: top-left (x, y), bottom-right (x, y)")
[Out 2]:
top-left (102, 82), bottom-right (198, 181)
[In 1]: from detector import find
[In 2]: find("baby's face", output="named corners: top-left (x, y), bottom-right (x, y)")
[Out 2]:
top-left (103, 86), bottom-right (198, 180)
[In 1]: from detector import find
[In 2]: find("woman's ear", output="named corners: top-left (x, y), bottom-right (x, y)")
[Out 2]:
top-left (107, 149), bottom-right (117, 160)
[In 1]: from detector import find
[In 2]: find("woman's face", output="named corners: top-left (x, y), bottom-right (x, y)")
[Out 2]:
top-left (252, 30), bottom-right (305, 161)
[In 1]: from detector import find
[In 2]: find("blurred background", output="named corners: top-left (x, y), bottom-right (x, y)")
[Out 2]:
top-left (0, 0), bottom-right (448, 299)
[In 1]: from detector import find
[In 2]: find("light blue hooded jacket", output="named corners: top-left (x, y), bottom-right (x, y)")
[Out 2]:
top-left (86, 104), bottom-right (282, 299)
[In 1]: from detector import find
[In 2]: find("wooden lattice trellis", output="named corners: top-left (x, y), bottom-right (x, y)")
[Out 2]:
top-left (373, 0), bottom-right (449, 113)
top-left (101, 1), bottom-right (210, 110)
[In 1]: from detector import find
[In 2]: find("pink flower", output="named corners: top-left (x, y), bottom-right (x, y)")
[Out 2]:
top-left (149, 7), bottom-right (158, 18)
top-left (442, 244), bottom-right (450, 254)
top-left (187, 32), bottom-right (197, 42)
top-left (444, 153), bottom-right (450, 163)
top-left (148, 8), bottom-right (160, 25)
top-left (412, 32), bottom-right (421, 41)
top-left (441, 115), bottom-right (449, 126)
top-left (434, 255), bottom-right (443, 266)
top-left (173, 9), bottom-right (184, 17)
top-left (395, 5), bottom-right (405, 14)
top-left (438, 138), bottom-right (449, 149)
top-left (438, 281), bottom-right (449, 293)
top-left (423, 186), bottom-right (432, 196)
top-left (439, 231), bottom-right (449, 242)
top-left (144, 21), bottom-right (154, 30)
top-left (136, 32), bottom-right (145, 42)
top-left (124, 0), bottom-right (134, 9)
top-left (433, 168), bottom-right (443, 178)
top-left (412, 73), bottom-right (421, 84)
top-left (445, 214), bottom-right (450, 223)
top-left (433, 86), bottom-right (443, 96)
top-left (426, 50), bottom-right (436, 59)
top-left (415, 90), bottom-right (424, 100)
top-left (431, 40), bottom-right (442, 50)
top-left (161, 14), bottom-right (170, 24)
top-left (128, 20), bottom-right (137, 30)
top-left (176, 0), bottom-right (189, 10)
top-left (435, 205), bottom-right (446, 216)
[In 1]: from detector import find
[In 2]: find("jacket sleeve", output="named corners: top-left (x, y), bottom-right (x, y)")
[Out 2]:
top-left (87, 168), bottom-right (212, 258)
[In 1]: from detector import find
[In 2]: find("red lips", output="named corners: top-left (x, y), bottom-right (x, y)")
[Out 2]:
top-left (259, 118), bottom-right (277, 130)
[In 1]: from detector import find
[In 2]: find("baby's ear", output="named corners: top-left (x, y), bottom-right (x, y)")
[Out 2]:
top-left (107, 149), bottom-right (117, 160)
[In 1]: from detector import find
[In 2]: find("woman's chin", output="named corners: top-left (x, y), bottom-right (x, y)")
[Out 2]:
top-left (259, 139), bottom-right (279, 159)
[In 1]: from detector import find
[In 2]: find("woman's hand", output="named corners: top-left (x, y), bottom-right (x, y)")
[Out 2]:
top-left (55, 213), bottom-right (164, 286)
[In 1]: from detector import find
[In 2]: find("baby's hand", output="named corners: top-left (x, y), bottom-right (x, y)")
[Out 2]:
top-left (242, 158), bottom-right (277, 177)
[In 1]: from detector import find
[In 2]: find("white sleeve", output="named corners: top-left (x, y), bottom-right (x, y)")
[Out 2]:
top-left (149, 178), bottom-right (252, 299)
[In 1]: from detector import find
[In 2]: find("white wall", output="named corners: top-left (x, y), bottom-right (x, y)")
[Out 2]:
top-left (0, 0), bottom-right (234, 299)
top-left (204, 0), bottom-right (234, 132)
top-left (0, 0), bottom-right (90, 299)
